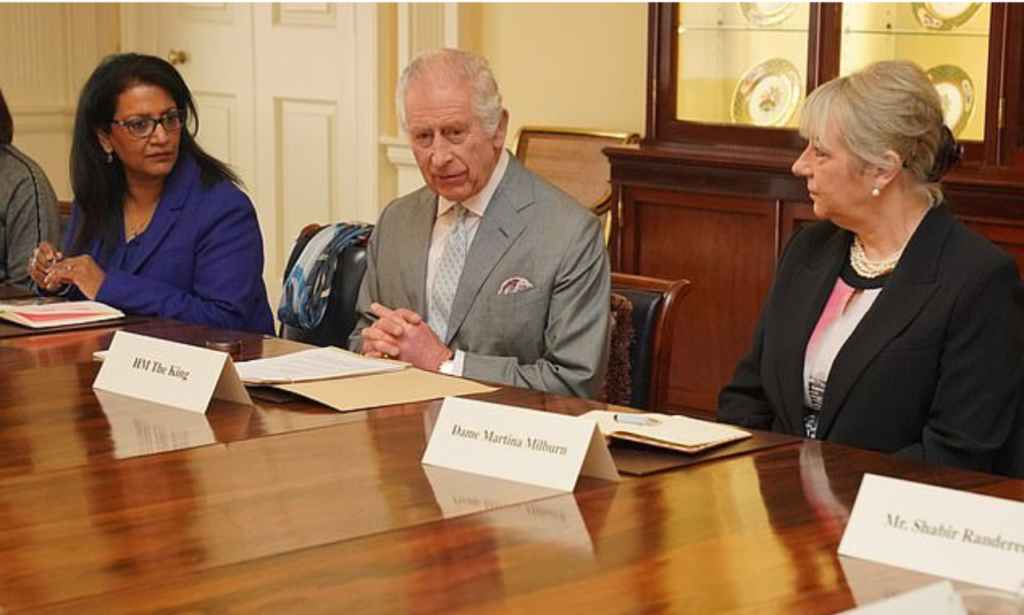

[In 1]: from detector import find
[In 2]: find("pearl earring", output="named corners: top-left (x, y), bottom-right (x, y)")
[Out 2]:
top-left (870, 186), bottom-right (880, 198)
top-left (106, 151), bottom-right (113, 164)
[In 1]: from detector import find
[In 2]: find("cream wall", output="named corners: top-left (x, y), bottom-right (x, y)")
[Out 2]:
top-left (0, 3), bottom-right (120, 200)
top-left (3, 2), bottom-right (650, 207)
top-left (459, 3), bottom-right (648, 147)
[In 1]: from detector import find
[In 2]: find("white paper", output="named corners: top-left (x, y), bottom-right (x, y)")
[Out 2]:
top-left (839, 474), bottom-right (1024, 593)
top-left (582, 410), bottom-right (750, 450)
top-left (235, 346), bottom-right (405, 384)
top-left (0, 300), bottom-right (123, 328)
top-left (422, 397), bottom-right (619, 492)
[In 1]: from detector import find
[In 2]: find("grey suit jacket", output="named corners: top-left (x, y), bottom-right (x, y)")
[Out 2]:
top-left (349, 156), bottom-right (610, 399)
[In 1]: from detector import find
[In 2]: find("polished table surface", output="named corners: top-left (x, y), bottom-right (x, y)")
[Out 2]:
top-left (0, 318), bottom-right (1021, 614)
top-left (0, 283), bottom-right (36, 301)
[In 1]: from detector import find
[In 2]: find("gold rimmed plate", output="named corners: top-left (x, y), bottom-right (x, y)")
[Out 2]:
top-left (738, 2), bottom-right (798, 27)
top-left (731, 58), bottom-right (802, 127)
top-left (912, 2), bottom-right (982, 30)
top-left (927, 64), bottom-right (975, 136)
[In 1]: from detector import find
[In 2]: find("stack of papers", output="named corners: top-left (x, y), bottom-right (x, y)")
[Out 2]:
top-left (0, 300), bottom-right (124, 328)
top-left (582, 410), bottom-right (751, 454)
top-left (234, 347), bottom-right (406, 385)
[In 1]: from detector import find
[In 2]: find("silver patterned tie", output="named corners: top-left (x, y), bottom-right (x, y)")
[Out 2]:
top-left (429, 204), bottom-right (468, 340)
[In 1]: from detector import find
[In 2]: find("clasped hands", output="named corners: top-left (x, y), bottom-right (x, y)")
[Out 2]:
top-left (360, 302), bottom-right (453, 371)
top-left (28, 241), bottom-right (105, 299)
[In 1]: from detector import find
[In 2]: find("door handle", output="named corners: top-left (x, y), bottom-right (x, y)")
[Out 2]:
top-left (167, 49), bottom-right (188, 66)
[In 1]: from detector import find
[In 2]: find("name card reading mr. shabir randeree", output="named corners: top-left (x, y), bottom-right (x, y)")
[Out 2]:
top-left (839, 473), bottom-right (1024, 594)
top-left (422, 397), bottom-right (619, 492)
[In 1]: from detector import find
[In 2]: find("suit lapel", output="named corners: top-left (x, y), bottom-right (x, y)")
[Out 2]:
top-left (815, 206), bottom-right (951, 437)
top-left (399, 190), bottom-right (436, 316)
top-left (773, 229), bottom-right (848, 434)
top-left (123, 157), bottom-right (195, 274)
top-left (445, 159), bottom-right (528, 345)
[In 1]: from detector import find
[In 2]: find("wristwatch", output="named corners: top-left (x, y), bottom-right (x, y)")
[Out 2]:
top-left (439, 359), bottom-right (456, 375)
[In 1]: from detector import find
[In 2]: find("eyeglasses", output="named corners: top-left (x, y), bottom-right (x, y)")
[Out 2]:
top-left (111, 109), bottom-right (185, 139)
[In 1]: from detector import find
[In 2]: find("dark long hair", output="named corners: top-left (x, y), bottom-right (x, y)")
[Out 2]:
top-left (0, 89), bottom-right (13, 145)
top-left (70, 53), bottom-right (240, 255)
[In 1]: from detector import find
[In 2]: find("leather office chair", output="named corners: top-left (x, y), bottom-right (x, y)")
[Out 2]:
top-left (279, 223), bottom-right (371, 348)
top-left (607, 272), bottom-right (691, 410)
top-left (514, 127), bottom-right (640, 236)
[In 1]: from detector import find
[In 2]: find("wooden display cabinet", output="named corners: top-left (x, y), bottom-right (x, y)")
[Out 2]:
top-left (608, 3), bottom-right (1024, 419)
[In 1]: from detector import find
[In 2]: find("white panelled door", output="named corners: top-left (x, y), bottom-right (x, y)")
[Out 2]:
top-left (120, 3), bottom-right (379, 317)
top-left (252, 3), bottom-right (379, 301)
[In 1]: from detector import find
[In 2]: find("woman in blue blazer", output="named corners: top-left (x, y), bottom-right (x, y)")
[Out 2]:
top-left (28, 54), bottom-right (273, 334)
top-left (718, 61), bottom-right (1024, 473)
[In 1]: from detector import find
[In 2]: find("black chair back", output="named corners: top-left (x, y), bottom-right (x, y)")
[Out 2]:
top-left (613, 287), bottom-right (663, 410)
top-left (279, 224), bottom-right (370, 348)
top-left (609, 273), bottom-right (691, 411)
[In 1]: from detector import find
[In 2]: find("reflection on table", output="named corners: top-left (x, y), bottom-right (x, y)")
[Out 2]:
top-left (0, 316), bottom-right (1019, 614)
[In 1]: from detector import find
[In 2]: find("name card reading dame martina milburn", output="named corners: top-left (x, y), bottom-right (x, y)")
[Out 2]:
top-left (93, 331), bottom-right (252, 413)
top-left (839, 473), bottom-right (1024, 593)
top-left (422, 398), bottom-right (620, 491)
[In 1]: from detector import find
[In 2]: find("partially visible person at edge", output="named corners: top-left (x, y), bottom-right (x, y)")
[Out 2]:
top-left (28, 53), bottom-right (273, 334)
top-left (718, 60), bottom-right (1024, 473)
top-left (349, 48), bottom-right (610, 398)
top-left (0, 88), bottom-right (60, 288)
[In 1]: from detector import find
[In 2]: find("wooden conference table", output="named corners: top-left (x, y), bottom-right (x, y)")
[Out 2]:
top-left (0, 314), bottom-right (1021, 614)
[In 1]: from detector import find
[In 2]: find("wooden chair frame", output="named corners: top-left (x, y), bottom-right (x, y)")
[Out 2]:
top-left (514, 126), bottom-right (640, 216)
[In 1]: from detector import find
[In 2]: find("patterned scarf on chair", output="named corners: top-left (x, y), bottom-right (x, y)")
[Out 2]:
top-left (278, 223), bottom-right (371, 331)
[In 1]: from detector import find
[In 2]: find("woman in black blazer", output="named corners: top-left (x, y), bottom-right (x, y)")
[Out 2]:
top-left (718, 60), bottom-right (1024, 473)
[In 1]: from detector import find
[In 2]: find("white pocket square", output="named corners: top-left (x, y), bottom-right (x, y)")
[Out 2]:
top-left (498, 276), bottom-right (534, 295)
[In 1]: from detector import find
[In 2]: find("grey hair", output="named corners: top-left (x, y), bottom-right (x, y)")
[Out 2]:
top-left (799, 60), bottom-right (947, 204)
top-left (396, 48), bottom-right (504, 135)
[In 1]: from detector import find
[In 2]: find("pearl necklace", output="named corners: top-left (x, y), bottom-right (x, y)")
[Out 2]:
top-left (849, 235), bottom-right (903, 278)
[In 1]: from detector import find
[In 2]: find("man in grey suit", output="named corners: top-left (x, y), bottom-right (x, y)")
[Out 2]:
top-left (349, 48), bottom-right (610, 399)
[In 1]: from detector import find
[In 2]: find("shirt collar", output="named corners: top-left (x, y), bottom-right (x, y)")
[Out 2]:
top-left (436, 149), bottom-right (510, 220)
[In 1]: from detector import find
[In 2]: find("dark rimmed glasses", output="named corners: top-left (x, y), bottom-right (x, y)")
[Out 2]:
top-left (111, 109), bottom-right (186, 139)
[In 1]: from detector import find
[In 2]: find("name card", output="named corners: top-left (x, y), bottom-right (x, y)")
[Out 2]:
top-left (836, 581), bottom-right (965, 615)
top-left (422, 397), bottom-right (619, 491)
top-left (839, 473), bottom-right (1024, 593)
top-left (93, 331), bottom-right (251, 413)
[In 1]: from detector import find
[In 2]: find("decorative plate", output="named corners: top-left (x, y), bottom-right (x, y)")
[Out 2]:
top-left (927, 64), bottom-right (975, 137)
top-left (731, 58), bottom-right (802, 127)
top-left (738, 3), bottom-right (798, 27)
top-left (912, 2), bottom-right (982, 31)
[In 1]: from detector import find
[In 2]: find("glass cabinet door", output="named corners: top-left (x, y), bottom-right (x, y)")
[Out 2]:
top-left (677, 3), bottom-right (811, 129)
top-left (839, 3), bottom-right (990, 142)
top-left (659, 2), bottom-right (1000, 157)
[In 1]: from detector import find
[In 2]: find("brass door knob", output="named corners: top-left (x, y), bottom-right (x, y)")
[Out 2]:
top-left (167, 49), bottom-right (188, 66)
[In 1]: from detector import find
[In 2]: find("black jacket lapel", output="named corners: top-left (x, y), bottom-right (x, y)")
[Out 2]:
top-left (772, 228), bottom-right (848, 433)
top-left (815, 206), bottom-right (952, 437)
